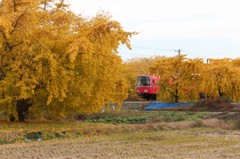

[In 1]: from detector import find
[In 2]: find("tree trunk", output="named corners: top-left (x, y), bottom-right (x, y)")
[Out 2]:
top-left (16, 98), bottom-right (32, 122)
top-left (175, 88), bottom-right (179, 103)
top-left (175, 83), bottom-right (179, 103)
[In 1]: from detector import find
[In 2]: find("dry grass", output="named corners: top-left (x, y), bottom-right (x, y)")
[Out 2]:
top-left (1, 129), bottom-right (240, 159)
top-left (0, 119), bottom-right (234, 143)
top-left (0, 112), bottom-right (238, 145)
top-left (1, 110), bottom-right (240, 158)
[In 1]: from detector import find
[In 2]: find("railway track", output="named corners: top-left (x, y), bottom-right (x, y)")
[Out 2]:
top-left (104, 101), bottom-right (240, 112)
top-left (101, 101), bottom-right (152, 112)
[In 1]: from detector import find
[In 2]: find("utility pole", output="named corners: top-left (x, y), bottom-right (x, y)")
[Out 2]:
top-left (174, 49), bottom-right (181, 103)
top-left (175, 49), bottom-right (181, 56)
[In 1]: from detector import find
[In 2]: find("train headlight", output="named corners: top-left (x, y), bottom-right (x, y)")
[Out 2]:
top-left (144, 90), bottom-right (148, 92)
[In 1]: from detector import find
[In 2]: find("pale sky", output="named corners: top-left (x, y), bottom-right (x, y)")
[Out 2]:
top-left (67, 0), bottom-right (240, 61)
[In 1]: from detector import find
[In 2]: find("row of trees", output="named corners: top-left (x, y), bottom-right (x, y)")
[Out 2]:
top-left (124, 55), bottom-right (240, 103)
top-left (0, 0), bottom-right (134, 121)
top-left (150, 55), bottom-right (240, 103)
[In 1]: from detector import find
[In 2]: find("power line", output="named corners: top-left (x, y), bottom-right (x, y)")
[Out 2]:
top-left (119, 52), bottom-right (148, 56)
top-left (119, 48), bottom-right (181, 57)
top-left (124, 46), bottom-right (240, 58)
top-left (118, 51), bottom-right (211, 62)
top-left (132, 46), bottom-right (175, 51)
top-left (118, 49), bottom-right (180, 56)
top-left (119, 48), bottom-right (226, 60)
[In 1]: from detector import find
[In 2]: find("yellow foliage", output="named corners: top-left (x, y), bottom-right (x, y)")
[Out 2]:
top-left (150, 55), bottom-right (204, 102)
top-left (0, 0), bottom-right (134, 120)
top-left (149, 55), bottom-right (240, 103)
top-left (202, 58), bottom-right (240, 101)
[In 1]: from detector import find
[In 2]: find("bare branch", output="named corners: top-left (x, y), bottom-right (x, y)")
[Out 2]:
top-left (4, 41), bottom-right (24, 52)
top-left (5, 42), bottom-right (12, 51)
top-left (10, 8), bottom-right (27, 35)
top-left (0, 29), bottom-right (7, 40)
top-left (43, 0), bottom-right (47, 10)
top-left (13, 0), bottom-right (17, 12)
top-left (12, 41), bottom-right (23, 48)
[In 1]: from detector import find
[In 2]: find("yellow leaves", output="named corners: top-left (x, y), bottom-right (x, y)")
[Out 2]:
top-left (66, 37), bottom-right (93, 65)
top-left (0, 0), bottom-right (135, 119)
top-left (202, 58), bottom-right (240, 101)
top-left (61, 14), bottom-right (135, 114)
top-left (232, 58), bottom-right (240, 67)
top-left (0, 16), bottom-right (13, 40)
top-left (149, 55), bottom-right (240, 102)
top-left (150, 55), bottom-right (204, 102)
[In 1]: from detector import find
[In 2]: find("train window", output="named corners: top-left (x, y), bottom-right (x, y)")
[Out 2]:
top-left (137, 76), bottom-right (150, 86)
top-left (152, 80), bottom-right (155, 86)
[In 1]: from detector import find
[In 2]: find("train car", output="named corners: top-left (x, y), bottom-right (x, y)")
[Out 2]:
top-left (136, 75), bottom-right (160, 100)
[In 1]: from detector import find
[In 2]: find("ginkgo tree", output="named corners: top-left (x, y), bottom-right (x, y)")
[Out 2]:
top-left (0, 0), bottom-right (134, 121)
top-left (201, 58), bottom-right (240, 101)
top-left (150, 55), bottom-right (204, 103)
top-left (149, 55), bottom-right (240, 103)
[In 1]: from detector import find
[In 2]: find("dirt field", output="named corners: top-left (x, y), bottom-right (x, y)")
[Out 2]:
top-left (1, 128), bottom-right (240, 159)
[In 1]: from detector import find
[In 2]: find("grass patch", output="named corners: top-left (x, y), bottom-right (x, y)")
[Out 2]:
top-left (87, 117), bottom-right (146, 124)
top-left (0, 110), bottom-right (230, 144)
top-left (85, 110), bottom-right (211, 124)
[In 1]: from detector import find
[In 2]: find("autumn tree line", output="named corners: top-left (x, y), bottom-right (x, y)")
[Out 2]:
top-left (124, 55), bottom-right (240, 103)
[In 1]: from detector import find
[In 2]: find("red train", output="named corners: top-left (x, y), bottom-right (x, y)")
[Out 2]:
top-left (136, 75), bottom-right (160, 100)
top-left (136, 75), bottom-right (205, 101)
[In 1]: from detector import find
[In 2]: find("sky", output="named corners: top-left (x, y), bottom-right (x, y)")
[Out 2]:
top-left (67, 0), bottom-right (240, 61)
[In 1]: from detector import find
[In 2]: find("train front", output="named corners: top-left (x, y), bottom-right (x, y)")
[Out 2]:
top-left (136, 76), bottom-right (158, 100)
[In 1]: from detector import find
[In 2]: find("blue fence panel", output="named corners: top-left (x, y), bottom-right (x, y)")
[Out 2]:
top-left (145, 101), bottom-right (195, 111)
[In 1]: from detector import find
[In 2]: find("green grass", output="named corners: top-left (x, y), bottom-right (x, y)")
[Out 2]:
top-left (87, 117), bottom-right (147, 124)
top-left (86, 110), bottom-right (212, 123)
